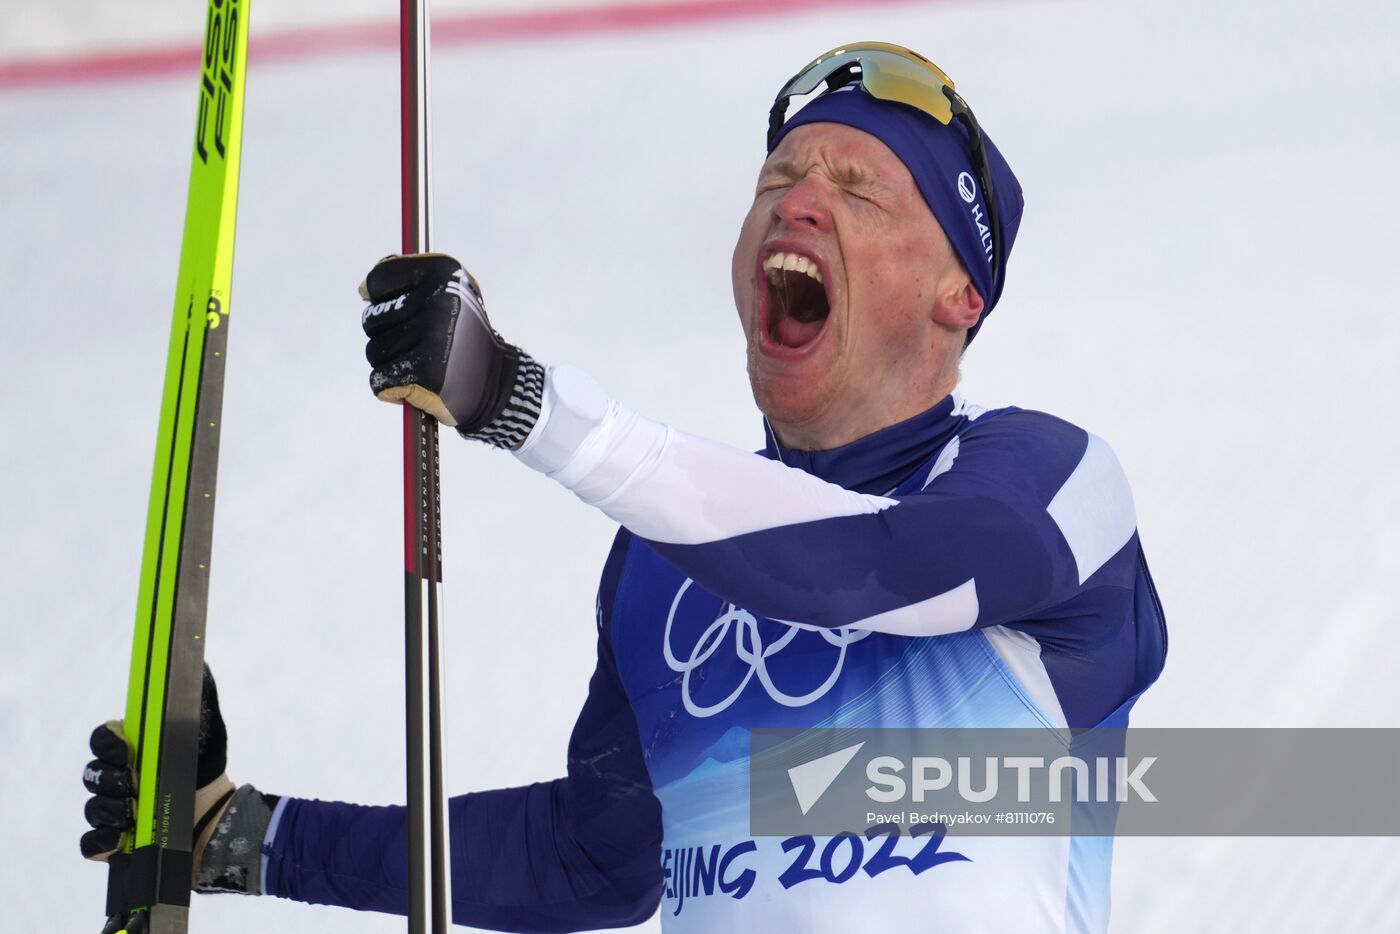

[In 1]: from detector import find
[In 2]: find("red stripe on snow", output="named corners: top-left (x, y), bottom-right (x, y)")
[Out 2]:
top-left (0, 0), bottom-right (937, 91)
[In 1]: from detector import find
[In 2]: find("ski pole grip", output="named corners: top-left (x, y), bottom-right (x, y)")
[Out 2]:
top-left (105, 845), bottom-right (193, 915)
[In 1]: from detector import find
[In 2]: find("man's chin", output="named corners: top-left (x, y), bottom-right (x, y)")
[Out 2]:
top-left (749, 380), bottom-right (837, 445)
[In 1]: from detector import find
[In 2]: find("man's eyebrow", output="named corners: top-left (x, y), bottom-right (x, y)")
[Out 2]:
top-left (760, 158), bottom-right (802, 181)
top-left (831, 162), bottom-right (877, 189)
top-left (759, 157), bottom-right (878, 190)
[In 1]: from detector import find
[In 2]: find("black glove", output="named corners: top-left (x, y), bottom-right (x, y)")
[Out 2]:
top-left (361, 253), bottom-right (546, 450)
top-left (83, 666), bottom-right (279, 933)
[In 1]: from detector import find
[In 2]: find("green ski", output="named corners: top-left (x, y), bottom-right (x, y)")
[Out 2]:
top-left (104, 1), bottom-right (250, 932)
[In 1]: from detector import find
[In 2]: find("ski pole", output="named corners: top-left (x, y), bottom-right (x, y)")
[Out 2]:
top-left (397, 1), bottom-right (452, 932)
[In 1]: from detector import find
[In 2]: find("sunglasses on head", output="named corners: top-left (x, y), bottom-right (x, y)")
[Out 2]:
top-left (767, 42), bottom-right (1004, 301)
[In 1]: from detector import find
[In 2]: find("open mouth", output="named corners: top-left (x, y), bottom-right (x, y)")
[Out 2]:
top-left (762, 251), bottom-right (831, 351)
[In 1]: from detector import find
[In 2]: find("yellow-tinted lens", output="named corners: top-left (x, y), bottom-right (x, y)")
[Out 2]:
top-left (857, 50), bottom-right (955, 125)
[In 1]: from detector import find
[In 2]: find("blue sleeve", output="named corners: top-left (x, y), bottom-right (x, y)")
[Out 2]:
top-left (652, 412), bottom-right (1139, 634)
top-left (263, 532), bottom-right (662, 932)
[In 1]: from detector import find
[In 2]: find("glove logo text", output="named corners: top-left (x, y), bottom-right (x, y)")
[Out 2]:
top-left (362, 293), bottom-right (408, 323)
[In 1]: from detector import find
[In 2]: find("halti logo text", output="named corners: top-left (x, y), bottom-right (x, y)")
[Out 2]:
top-left (956, 171), bottom-right (994, 263)
top-left (957, 172), bottom-right (977, 203)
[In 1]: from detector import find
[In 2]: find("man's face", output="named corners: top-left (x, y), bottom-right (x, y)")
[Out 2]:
top-left (732, 121), bottom-right (972, 449)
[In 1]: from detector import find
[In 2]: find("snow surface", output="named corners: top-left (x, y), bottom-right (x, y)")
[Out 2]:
top-left (2, 0), bottom-right (1399, 931)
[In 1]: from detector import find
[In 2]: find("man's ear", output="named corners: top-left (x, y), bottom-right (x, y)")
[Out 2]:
top-left (933, 278), bottom-right (985, 331)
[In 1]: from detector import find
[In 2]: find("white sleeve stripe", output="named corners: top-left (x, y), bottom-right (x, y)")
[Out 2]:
top-left (1046, 433), bottom-right (1137, 585)
top-left (844, 577), bottom-right (980, 636)
top-left (516, 365), bottom-right (897, 545)
top-left (982, 625), bottom-right (1069, 730)
top-left (259, 795), bottom-right (290, 895)
top-left (921, 435), bottom-right (961, 489)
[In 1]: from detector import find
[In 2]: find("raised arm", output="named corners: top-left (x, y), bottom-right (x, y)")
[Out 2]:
top-left (358, 254), bottom-right (1141, 640)
top-left (515, 366), bottom-right (1139, 636)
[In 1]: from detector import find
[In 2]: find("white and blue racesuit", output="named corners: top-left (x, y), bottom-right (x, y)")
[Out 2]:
top-left (258, 366), bottom-right (1167, 933)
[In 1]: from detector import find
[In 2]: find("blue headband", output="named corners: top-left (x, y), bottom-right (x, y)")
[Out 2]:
top-left (768, 86), bottom-right (1024, 343)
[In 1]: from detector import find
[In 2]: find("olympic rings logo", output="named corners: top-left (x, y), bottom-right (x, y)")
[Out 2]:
top-left (663, 578), bottom-right (872, 718)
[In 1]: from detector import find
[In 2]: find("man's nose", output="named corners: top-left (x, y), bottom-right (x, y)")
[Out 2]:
top-left (771, 177), bottom-right (833, 233)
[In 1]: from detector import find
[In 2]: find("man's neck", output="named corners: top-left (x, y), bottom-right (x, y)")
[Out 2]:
top-left (767, 366), bottom-right (961, 452)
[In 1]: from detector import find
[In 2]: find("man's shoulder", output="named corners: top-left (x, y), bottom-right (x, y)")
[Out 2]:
top-left (958, 403), bottom-right (1092, 466)
top-left (961, 401), bottom-right (1088, 446)
top-left (937, 402), bottom-right (1133, 503)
